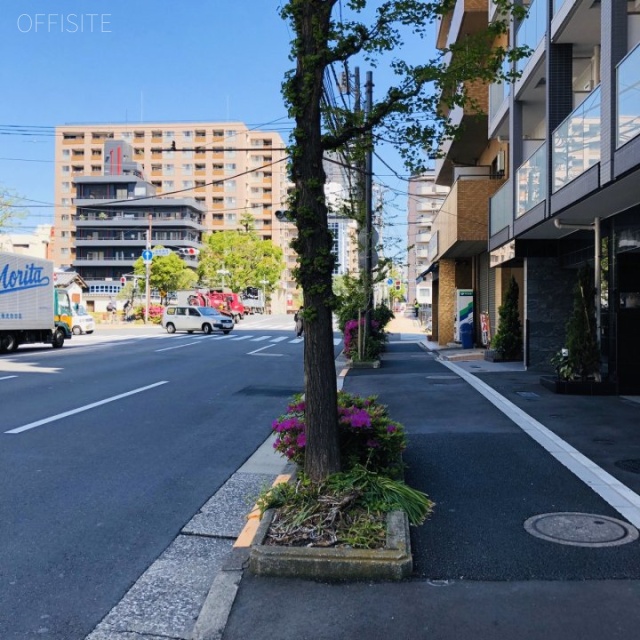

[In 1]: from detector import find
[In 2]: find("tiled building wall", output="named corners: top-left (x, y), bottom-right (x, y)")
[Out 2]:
top-left (525, 256), bottom-right (575, 371)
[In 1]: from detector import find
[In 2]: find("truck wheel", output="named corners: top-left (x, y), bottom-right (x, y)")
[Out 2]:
top-left (52, 329), bottom-right (65, 348)
top-left (72, 326), bottom-right (82, 335)
top-left (1, 333), bottom-right (18, 353)
top-left (202, 324), bottom-right (213, 335)
top-left (166, 323), bottom-right (176, 334)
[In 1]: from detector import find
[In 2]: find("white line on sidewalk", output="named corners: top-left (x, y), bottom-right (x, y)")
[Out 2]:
top-left (440, 359), bottom-right (640, 529)
top-left (5, 381), bottom-right (169, 434)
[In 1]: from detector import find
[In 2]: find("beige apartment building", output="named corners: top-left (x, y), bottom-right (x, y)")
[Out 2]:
top-left (53, 122), bottom-right (300, 312)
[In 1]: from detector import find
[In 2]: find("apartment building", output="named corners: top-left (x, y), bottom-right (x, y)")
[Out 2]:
top-left (408, 172), bottom-right (449, 310)
top-left (53, 121), bottom-right (295, 312)
top-left (430, 0), bottom-right (640, 394)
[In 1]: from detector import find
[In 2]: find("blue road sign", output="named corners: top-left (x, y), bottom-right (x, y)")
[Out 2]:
top-left (142, 249), bottom-right (153, 262)
top-left (386, 278), bottom-right (394, 286)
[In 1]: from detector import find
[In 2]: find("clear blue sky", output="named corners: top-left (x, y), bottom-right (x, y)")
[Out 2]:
top-left (0, 0), bottom-right (437, 248)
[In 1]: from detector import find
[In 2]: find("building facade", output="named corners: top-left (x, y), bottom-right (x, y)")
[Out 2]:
top-left (429, 0), bottom-right (640, 393)
top-left (408, 172), bottom-right (449, 314)
top-left (53, 122), bottom-right (295, 312)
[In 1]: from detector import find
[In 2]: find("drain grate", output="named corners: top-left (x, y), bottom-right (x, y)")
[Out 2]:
top-left (615, 459), bottom-right (640, 474)
top-left (524, 512), bottom-right (638, 547)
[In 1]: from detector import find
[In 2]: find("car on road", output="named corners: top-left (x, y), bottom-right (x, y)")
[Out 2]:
top-left (71, 305), bottom-right (95, 335)
top-left (161, 305), bottom-right (234, 335)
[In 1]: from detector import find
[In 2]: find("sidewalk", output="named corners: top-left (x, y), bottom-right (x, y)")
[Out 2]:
top-left (216, 316), bottom-right (640, 640)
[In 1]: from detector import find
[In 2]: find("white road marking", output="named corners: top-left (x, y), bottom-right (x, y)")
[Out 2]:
top-left (230, 335), bottom-right (252, 341)
top-left (250, 336), bottom-right (270, 342)
top-left (0, 375), bottom-right (18, 380)
top-left (247, 344), bottom-right (282, 356)
top-left (155, 341), bottom-right (200, 352)
top-left (269, 337), bottom-right (288, 343)
top-left (5, 381), bottom-right (169, 434)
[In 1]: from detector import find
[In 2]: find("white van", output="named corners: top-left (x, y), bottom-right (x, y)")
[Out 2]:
top-left (161, 305), bottom-right (234, 335)
top-left (71, 305), bottom-right (95, 335)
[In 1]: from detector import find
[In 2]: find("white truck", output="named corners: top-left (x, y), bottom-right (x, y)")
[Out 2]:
top-left (0, 252), bottom-right (73, 353)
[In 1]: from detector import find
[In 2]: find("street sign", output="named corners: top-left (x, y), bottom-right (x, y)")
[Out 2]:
top-left (386, 277), bottom-right (394, 286)
top-left (152, 248), bottom-right (172, 257)
top-left (142, 249), bottom-right (153, 263)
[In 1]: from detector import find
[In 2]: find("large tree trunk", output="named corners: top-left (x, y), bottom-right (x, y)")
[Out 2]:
top-left (289, 0), bottom-right (341, 481)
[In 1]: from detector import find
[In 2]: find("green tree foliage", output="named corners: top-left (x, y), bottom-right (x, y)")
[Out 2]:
top-left (566, 265), bottom-right (600, 381)
top-left (0, 186), bottom-right (26, 233)
top-left (133, 249), bottom-right (197, 304)
top-left (196, 229), bottom-right (284, 293)
top-left (491, 276), bottom-right (522, 360)
top-left (281, 0), bottom-right (528, 482)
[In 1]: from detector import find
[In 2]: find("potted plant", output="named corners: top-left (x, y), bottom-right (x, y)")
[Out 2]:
top-left (485, 276), bottom-right (522, 362)
top-left (540, 265), bottom-right (615, 395)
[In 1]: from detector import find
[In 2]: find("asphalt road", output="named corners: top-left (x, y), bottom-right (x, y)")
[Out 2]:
top-left (0, 315), bottom-right (333, 639)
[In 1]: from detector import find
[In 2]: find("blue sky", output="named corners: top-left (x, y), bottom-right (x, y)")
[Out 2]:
top-left (0, 0), bottom-right (437, 246)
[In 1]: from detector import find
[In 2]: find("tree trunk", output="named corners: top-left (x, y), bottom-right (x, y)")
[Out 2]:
top-left (289, 0), bottom-right (341, 482)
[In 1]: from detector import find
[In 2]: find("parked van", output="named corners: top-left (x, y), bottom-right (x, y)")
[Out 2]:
top-left (161, 305), bottom-right (234, 335)
top-left (71, 305), bottom-right (95, 335)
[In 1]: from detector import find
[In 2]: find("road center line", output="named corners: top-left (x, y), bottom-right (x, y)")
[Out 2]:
top-left (5, 381), bottom-right (169, 434)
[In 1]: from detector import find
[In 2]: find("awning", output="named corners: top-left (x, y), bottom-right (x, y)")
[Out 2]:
top-left (416, 262), bottom-right (438, 283)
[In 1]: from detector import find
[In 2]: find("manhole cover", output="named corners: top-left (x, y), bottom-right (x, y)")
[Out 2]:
top-left (524, 512), bottom-right (638, 547)
top-left (615, 459), bottom-right (640, 474)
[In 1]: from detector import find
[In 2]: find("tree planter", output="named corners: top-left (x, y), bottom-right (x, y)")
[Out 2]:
top-left (347, 359), bottom-right (381, 369)
top-left (484, 349), bottom-right (523, 363)
top-left (539, 376), bottom-right (617, 396)
top-left (249, 508), bottom-right (412, 581)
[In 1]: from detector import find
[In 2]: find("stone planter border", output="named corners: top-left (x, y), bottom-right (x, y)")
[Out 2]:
top-left (539, 375), bottom-right (617, 396)
top-left (249, 508), bottom-right (412, 581)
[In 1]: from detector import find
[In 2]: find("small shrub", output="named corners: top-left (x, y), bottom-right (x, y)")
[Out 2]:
top-left (133, 304), bottom-right (164, 324)
top-left (491, 276), bottom-right (522, 360)
top-left (271, 391), bottom-right (406, 477)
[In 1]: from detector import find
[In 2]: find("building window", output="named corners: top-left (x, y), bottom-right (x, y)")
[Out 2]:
top-left (226, 213), bottom-right (237, 223)
top-left (62, 149), bottom-right (70, 158)
top-left (225, 197), bottom-right (236, 206)
top-left (182, 180), bottom-right (194, 189)
top-left (151, 163), bottom-right (162, 172)
top-left (183, 150), bottom-right (193, 159)
top-left (225, 180), bottom-right (236, 191)
top-left (225, 163), bottom-right (236, 171)
top-left (91, 165), bottom-right (101, 172)
top-left (121, 132), bottom-right (133, 140)
top-left (164, 164), bottom-right (174, 175)
top-left (225, 129), bottom-right (237, 138)
top-left (62, 166), bottom-right (70, 173)
top-left (183, 131), bottom-right (193, 139)
top-left (164, 180), bottom-right (174, 189)
top-left (182, 164), bottom-right (193, 175)
top-left (164, 131), bottom-right (175, 141)
top-left (61, 181), bottom-right (70, 192)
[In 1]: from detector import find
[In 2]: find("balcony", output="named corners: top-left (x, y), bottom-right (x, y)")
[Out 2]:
top-left (552, 86), bottom-right (601, 193)
top-left (516, 143), bottom-right (546, 217)
top-left (489, 179), bottom-right (512, 236)
top-left (516, 0), bottom-right (547, 74)
top-left (617, 43), bottom-right (640, 149)
top-left (430, 175), bottom-right (501, 261)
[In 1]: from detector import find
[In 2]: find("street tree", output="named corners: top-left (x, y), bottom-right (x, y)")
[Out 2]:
top-left (133, 250), bottom-right (197, 304)
top-left (0, 187), bottom-right (26, 234)
top-left (280, 0), bottom-right (527, 481)
top-left (197, 229), bottom-right (284, 293)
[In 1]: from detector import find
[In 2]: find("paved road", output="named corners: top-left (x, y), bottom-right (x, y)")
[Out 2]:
top-left (0, 315), bottom-right (339, 639)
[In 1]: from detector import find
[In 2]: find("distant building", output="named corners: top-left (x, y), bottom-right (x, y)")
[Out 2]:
top-left (53, 121), bottom-right (295, 312)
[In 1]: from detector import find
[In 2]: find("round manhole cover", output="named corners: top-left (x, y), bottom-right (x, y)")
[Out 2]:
top-left (615, 459), bottom-right (640, 474)
top-left (524, 512), bottom-right (639, 547)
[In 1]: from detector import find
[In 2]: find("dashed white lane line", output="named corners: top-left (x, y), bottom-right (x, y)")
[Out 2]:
top-left (5, 381), bottom-right (169, 435)
top-left (155, 342), bottom-right (200, 352)
top-left (440, 359), bottom-right (640, 529)
top-left (0, 375), bottom-right (18, 381)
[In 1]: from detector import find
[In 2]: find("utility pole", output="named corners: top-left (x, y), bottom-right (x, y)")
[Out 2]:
top-left (145, 214), bottom-right (152, 324)
top-left (364, 71), bottom-right (374, 338)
